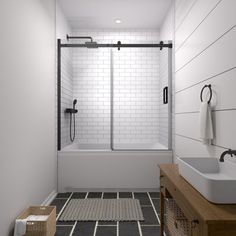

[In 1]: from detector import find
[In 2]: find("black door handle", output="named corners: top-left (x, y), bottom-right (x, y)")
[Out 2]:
top-left (163, 86), bottom-right (168, 104)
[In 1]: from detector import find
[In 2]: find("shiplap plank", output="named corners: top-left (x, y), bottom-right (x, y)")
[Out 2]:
top-left (175, 0), bottom-right (221, 51)
top-left (175, 0), bottom-right (196, 31)
top-left (175, 111), bottom-right (236, 149)
top-left (176, 0), bottom-right (236, 70)
top-left (175, 26), bottom-right (236, 92)
top-left (175, 68), bottom-right (236, 113)
top-left (175, 135), bottom-right (225, 158)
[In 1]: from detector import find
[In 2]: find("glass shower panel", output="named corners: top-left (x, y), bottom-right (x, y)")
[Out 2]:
top-left (72, 48), bottom-right (111, 150)
top-left (112, 48), bottom-right (168, 150)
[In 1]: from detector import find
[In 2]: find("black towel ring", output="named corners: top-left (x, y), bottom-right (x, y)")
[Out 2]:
top-left (200, 84), bottom-right (212, 104)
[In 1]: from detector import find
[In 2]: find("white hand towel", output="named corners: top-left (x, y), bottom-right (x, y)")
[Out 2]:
top-left (200, 102), bottom-right (213, 145)
top-left (14, 219), bottom-right (27, 236)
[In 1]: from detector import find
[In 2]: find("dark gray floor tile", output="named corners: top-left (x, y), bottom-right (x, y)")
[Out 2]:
top-left (119, 222), bottom-right (140, 236)
top-left (134, 193), bottom-right (151, 205)
top-left (152, 199), bottom-right (160, 213)
top-left (119, 192), bottom-right (133, 198)
top-left (55, 226), bottom-right (73, 236)
top-left (96, 226), bottom-right (116, 236)
top-left (57, 221), bottom-right (74, 226)
top-left (87, 192), bottom-right (102, 198)
top-left (140, 207), bottom-right (159, 225)
top-left (141, 226), bottom-right (160, 236)
top-left (98, 221), bottom-right (117, 226)
top-left (56, 192), bottom-right (72, 198)
top-left (72, 222), bottom-right (96, 236)
top-left (149, 192), bottom-right (160, 199)
top-left (103, 192), bottom-right (117, 199)
top-left (50, 199), bottom-right (67, 214)
top-left (71, 192), bottom-right (87, 199)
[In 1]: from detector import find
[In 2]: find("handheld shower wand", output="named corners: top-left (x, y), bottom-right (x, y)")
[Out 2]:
top-left (73, 99), bottom-right (77, 109)
top-left (70, 99), bottom-right (77, 142)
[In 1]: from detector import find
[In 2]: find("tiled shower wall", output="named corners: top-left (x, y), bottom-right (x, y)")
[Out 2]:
top-left (71, 29), bottom-right (162, 146)
top-left (158, 48), bottom-right (169, 147)
top-left (61, 48), bottom-right (73, 148)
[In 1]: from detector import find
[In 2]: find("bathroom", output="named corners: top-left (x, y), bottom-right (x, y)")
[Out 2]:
top-left (1, 0), bottom-right (236, 235)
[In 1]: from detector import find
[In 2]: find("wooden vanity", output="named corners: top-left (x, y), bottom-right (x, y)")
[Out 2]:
top-left (159, 164), bottom-right (236, 236)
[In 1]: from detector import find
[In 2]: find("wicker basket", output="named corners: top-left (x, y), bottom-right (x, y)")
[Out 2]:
top-left (166, 199), bottom-right (190, 236)
top-left (16, 206), bottom-right (56, 236)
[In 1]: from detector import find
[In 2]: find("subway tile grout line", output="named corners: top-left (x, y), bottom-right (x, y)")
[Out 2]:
top-left (147, 192), bottom-right (160, 224)
top-left (56, 192), bottom-right (73, 221)
top-left (132, 192), bottom-right (143, 236)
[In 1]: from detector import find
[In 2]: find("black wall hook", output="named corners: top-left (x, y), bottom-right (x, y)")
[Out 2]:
top-left (200, 84), bottom-right (212, 104)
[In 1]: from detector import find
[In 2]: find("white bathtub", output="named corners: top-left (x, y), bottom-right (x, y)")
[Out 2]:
top-left (58, 142), bottom-right (172, 192)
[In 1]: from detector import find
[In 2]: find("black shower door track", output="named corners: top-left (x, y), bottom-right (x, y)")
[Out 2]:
top-left (57, 39), bottom-right (172, 150)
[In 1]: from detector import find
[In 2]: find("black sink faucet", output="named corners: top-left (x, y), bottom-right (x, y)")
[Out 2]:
top-left (219, 149), bottom-right (236, 162)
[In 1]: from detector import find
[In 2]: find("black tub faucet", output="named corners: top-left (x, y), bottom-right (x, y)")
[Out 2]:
top-left (219, 149), bottom-right (236, 162)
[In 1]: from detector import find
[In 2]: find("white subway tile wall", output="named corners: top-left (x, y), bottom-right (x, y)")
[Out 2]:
top-left (60, 29), bottom-right (170, 148)
top-left (61, 48), bottom-right (73, 148)
top-left (159, 48), bottom-right (169, 147)
top-left (73, 47), bottom-right (111, 144)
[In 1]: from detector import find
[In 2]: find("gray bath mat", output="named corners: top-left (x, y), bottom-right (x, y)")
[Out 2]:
top-left (59, 199), bottom-right (144, 221)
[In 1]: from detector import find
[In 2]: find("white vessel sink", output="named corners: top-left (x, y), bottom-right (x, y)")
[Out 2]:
top-left (178, 157), bottom-right (236, 204)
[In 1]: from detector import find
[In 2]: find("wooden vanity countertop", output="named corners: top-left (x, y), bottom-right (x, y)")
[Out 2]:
top-left (159, 164), bottom-right (236, 224)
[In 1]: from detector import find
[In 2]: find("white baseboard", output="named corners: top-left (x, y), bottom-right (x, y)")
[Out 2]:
top-left (41, 190), bottom-right (57, 206)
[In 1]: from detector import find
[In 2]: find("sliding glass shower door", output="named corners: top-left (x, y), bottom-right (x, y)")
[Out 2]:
top-left (59, 44), bottom-right (172, 151)
top-left (111, 47), bottom-right (172, 150)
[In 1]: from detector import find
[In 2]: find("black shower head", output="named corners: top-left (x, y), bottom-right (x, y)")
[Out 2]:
top-left (85, 41), bottom-right (98, 48)
top-left (73, 99), bottom-right (77, 105)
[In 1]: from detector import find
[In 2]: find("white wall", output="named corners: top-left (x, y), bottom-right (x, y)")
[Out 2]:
top-left (174, 0), bottom-right (236, 160)
top-left (56, 3), bottom-right (73, 148)
top-left (0, 1), bottom-right (56, 235)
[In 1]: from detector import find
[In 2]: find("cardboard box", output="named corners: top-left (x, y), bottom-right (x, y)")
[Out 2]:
top-left (16, 206), bottom-right (56, 236)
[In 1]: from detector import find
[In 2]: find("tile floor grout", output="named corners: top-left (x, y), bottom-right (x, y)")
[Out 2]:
top-left (54, 192), bottom-right (163, 236)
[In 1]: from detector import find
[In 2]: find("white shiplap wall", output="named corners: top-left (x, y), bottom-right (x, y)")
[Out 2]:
top-left (174, 0), bottom-right (236, 160)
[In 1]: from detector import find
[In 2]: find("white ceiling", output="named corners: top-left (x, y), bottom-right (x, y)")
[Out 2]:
top-left (58, 0), bottom-right (172, 29)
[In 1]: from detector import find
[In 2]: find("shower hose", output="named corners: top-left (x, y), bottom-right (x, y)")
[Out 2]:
top-left (69, 112), bottom-right (76, 142)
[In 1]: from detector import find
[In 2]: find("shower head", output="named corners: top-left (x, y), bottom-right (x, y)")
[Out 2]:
top-left (73, 99), bottom-right (77, 106)
top-left (85, 41), bottom-right (98, 49)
